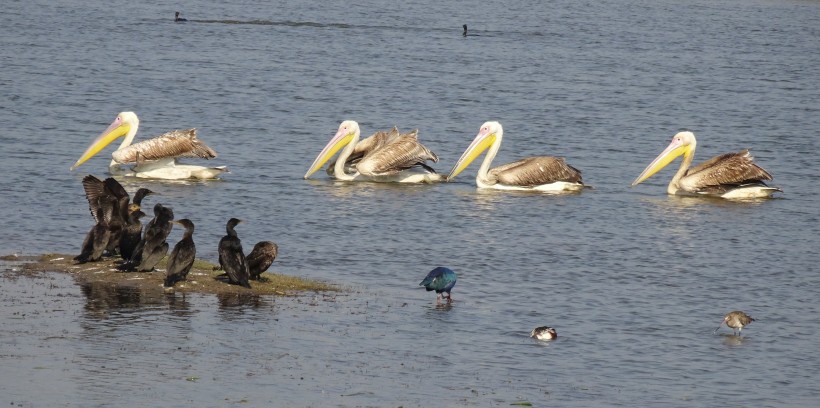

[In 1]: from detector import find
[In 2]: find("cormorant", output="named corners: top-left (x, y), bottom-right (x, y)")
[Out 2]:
top-left (164, 219), bottom-right (196, 288)
top-left (120, 203), bottom-right (174, 272)
top-left (247, 241), bottom-right (278, 281)
top-left (218, 218), bottom-right (251, 288)
top-left (80, 175), bottom-right (155, 257)
top-left (419, 266), bottom-right (457, 302)
top-left (175, 11), bottom-right (187, 22)
top-left (75, 205), bottom-right (112, 263)
top-left (118, 209), bottom-right (146, 260)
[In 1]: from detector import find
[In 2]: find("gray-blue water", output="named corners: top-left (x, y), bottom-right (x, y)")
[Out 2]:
top-left (1, 0), bottom-right (819, 406)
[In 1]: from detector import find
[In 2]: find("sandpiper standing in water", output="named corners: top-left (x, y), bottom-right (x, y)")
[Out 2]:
top-left (715, 311), bottom-right (755, 335)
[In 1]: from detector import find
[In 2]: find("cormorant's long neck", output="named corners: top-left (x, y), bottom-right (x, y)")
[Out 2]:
top-left (183, 226), bottom-right (194, 240)
top-left (476, 130), bottom-right (503, 186)
top-left (333, 129), bottom-right (361, 181)
top-left (226, 226), bottom-right (238, 238)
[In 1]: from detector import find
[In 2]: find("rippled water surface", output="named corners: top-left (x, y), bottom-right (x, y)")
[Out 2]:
top-left (1, 0), bottom-right (820, 406)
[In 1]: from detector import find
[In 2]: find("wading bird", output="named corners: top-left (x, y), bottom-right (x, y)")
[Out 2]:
top-left (419, 267), bottom-right (457, 303)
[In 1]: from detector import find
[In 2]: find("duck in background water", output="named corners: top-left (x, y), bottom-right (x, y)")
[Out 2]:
top-left (419, 267), bottom-right (457, 303)
top-left (175, 12), bottom-right (187, 22)
top-left (530, 326), bottom-right (558, 341)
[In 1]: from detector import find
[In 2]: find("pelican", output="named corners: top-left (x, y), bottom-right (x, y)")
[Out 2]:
top-left (631, 131), bottom-right (781, 199)
top-left (304, 120), bottom-right (444, 183)
top-left (71, 112), bottom-right (228, 180)
top-left (447, 121), bottom-right (586, 192)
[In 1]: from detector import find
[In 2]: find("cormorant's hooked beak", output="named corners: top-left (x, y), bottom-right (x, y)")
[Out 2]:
top-left (304, 127), bottom-right (355, 179)
top-left (631, 137), bottom-right (690, 186)
top-left (70, 117), bottom-right (131, 170)
top-left (447, 127), bottom-right (496, 181)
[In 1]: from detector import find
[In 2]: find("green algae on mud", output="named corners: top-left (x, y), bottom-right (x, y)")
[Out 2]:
top-left (2, 253), bottom-right (338, 296)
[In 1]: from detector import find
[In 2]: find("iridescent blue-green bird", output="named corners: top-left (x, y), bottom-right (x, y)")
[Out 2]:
top-left (419, 267), bottom-right (457, 302)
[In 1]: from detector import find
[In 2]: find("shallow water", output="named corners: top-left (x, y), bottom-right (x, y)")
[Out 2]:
top-left (1, 0), bottom-right (820, 406)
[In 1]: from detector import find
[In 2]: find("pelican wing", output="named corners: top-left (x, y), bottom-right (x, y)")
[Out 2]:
top-left (327, 127), bottom-right (401, 175)
top-left (682, 150), bottom-right (773, 192)
top-left (356, 133), bottom-right (439, 176)
top-left (490, 156), bottom-right (582, 187)
top-left (111, 129), bottom-right (217, 164)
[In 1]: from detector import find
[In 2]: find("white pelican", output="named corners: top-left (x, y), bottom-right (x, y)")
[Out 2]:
top-left (447, 121), bottom-right (586, 192)
top-left (326, 126), bottom-right (402, 177)
top-left (70, 112), bottom-right (228, 180)
top-left (304, 120), bottom-right (444, 183)
top-left (631, 131), bottom-right (781, 199)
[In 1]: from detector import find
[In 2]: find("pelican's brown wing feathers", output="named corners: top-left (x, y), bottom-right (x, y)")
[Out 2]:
top-left (683, 150), bottom-right (773, 191)
top-left (491, 156), bottom-right (582, 187)
top-left (111, 129), bottom-right (217, 164)
top-left (356, 132), bottom-right (439, 176)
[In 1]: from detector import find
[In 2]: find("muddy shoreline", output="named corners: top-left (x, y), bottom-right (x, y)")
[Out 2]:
top-left (1, 253), bottom-right (338, 296)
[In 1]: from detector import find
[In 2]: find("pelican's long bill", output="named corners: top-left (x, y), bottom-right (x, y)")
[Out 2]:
top-left (631, 136), bottom-right (691, 186)
top-left (304, 124), bottom-right (356, 179)
top-left (447, 126), bottom-right (497, 180)
top-left (71, 116), bottom-right (131, 170)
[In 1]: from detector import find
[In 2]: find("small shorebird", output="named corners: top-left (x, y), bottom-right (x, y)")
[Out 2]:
top-left (530, 326), bottom-right (557, 341)
top-left (714, 311), bottom-right (755, 335)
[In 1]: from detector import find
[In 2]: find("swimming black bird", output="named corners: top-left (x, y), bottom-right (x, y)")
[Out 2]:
top-left (120, 203), bottom-right (174, 272)
top-left (118, 209), bottom-right (146, 260)
top-left (247, 241), bottom-right (278, 281)
top-left (218, 218), bottom-right (251, 288)
top-left (164, 219), bottom-right (196, 288)
top-left (419, 266), bottom-right (458, 302)
top-left (75, 205), bottom-right (112, 263)
top-left (174, 11), bottom-right (187, 22)
top-left (462, 24), bottom-right (479, 37)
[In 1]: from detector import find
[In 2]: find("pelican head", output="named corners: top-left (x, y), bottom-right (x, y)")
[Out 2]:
top-left (631, 131), bottom-right (697, 186)
top-left (304, 120), bottom-right (360, 179)
top-left (447, 121), bottom-right (502, 180)
top-left (71, 111), bottom-right (139, 170)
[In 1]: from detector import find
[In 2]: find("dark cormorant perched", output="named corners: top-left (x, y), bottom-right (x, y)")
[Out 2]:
top-left (164, 219), bottom-right (196, 288)
top-left (247, 241), bottom-right (278, 281)
top-left (419, 267), bottom-right (458, 302)
top-left (75, 205), bottom-right (112, 263)
top-left (118, 209), bottom-right (146, 260)
top-left (120, 203), bottom-right (174, 272)
top-left (175, 11), bottom-right (187, 22)
top-left (218, 218), bottom-right (251, 288)
top-left (80, 176), bottom-right (155, 257)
